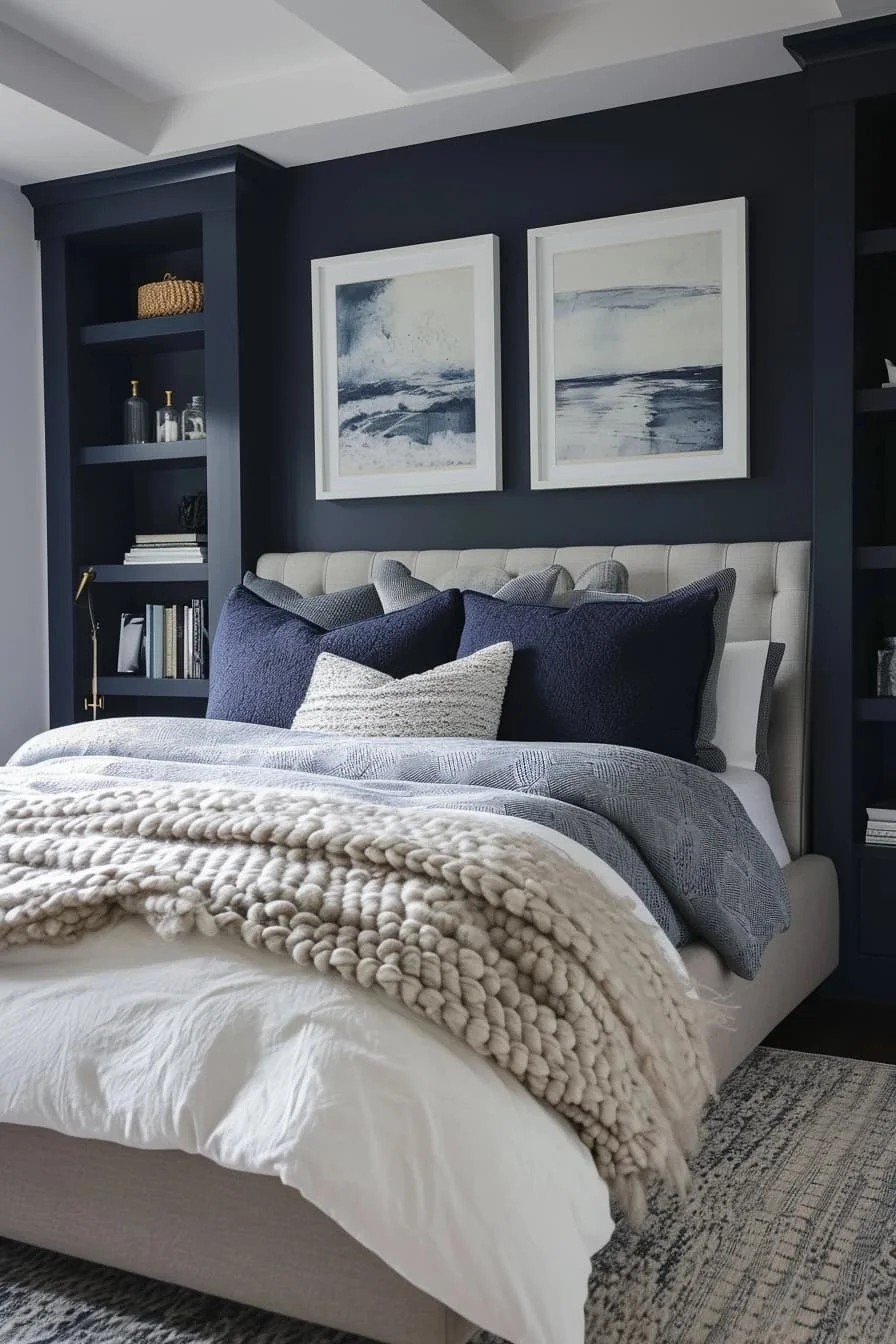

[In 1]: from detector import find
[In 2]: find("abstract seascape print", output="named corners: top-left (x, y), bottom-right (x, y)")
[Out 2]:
top-left (335, 266), bottom-right (476, 476)
top-left (553, 230), bottom-right (723, 462)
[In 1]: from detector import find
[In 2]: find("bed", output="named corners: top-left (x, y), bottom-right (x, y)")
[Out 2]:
top-left (0, 540), bottom-right (838, 1344)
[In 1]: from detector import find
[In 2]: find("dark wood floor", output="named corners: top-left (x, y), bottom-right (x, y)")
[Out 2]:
top-left (764, 994), bottom-right (896, 1064)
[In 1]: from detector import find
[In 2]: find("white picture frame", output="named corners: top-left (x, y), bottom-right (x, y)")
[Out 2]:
top-left (312, 234), bottom-right (501, 500)
top-left (528, 198), bottom-right (748, 490)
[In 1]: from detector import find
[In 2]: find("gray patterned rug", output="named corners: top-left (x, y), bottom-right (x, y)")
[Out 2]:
top-left (1, 1047), bottom-right (894, 1344)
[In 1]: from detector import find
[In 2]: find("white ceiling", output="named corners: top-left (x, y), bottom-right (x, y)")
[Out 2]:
top-left (0, 0), bottom-right (344, 101)
top-left (0, 0), bottom-right (888, 186)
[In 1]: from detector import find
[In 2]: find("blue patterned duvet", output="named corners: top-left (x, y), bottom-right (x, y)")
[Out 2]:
top-left (7, 717), bottom-right (790, 978)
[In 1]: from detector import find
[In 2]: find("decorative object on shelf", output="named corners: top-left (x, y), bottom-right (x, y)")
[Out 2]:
top-left (876, 636), bottom-right (896, 696)
top-left (117, 613), bottom-right (145, 673)
top-left (74, 568), bottom-right (103, 720)
top-left (865, 802), bottom-right (896, 847)
top-left (528, 198), bottom-right (749, 489)
top-left (882, 357), bottom-right (896, 388)
top-left (312, 233), bottom-right (501, 499)
top-left (181, 394), bottom-right (206, 440)
top-left (155, 390), bottom-right (179, 443)
top-left (178, 492), bottom-right (207, 531)
top-left (124, 379), bottom-right (149, 444)
top-left (123, 530), bottom-right (207, 565)
top-left (137, 273), bottom-right (204, 319)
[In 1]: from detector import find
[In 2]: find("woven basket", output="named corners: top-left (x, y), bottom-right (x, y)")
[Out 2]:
top-left (137, 273), bottom-right (204, 319)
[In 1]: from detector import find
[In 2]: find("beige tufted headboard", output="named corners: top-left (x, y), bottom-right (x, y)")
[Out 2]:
top-left (257, 542), bottom-right (811, 858)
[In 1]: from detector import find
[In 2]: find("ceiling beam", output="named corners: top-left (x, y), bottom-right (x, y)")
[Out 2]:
top-left (273, 0), bottom-right (512, 91)
top-left (835, 0), bottom-right (896, 15)
top-left (0, 20), bottom-right (156, 152)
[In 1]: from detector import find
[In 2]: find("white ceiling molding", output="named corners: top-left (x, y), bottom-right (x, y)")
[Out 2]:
top-left (0, 19), bottom-right (157, 153)
top-left (152, 59), bottom-right (404, 154)
top-left (0, 0), bottom-right (878, 185)
top-left (273, 0), bottom-right (512, 91)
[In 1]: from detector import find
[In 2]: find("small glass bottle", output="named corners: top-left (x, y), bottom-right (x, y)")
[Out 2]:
top-left (877, 637), bottom-right (896, 696)
top-left (156, 390), bottom-right (179, 443)
top-left (181, 394), bottom-right (206, 440)
top-left (124, 379), bottom-right (149, 444)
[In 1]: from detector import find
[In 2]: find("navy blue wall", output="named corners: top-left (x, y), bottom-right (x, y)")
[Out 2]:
top-left (266, 74), bottom-right (811, 554)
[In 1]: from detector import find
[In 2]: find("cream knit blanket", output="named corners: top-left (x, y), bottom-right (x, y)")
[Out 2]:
top-left (0, 780), bottom-right (715, 1221)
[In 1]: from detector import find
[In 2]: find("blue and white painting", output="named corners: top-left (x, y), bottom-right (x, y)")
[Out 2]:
top-left (335, 266), bottom-right (476, 476)
top-left (552, 231), bottom-right (723, 461)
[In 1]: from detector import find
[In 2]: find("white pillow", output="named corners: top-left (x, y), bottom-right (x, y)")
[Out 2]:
top-left (721, 766), bottom-right (791, 867)
top-left (292, 642), bottom-right (513, 739)
top-left (713, 640), bottom-right (784, 778)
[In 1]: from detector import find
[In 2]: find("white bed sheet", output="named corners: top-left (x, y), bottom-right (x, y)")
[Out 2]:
top-left (0, 813), bottom-right (684, 1344)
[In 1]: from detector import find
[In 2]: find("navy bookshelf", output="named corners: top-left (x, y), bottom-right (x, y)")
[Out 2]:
top-left (23, 147), bottom-right (283, 723)
top-left (787, 15), bottom-right (896, 999)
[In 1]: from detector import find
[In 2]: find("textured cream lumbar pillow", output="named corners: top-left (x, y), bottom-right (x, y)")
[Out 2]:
top-left (292, 642), bottom-right (514, 739)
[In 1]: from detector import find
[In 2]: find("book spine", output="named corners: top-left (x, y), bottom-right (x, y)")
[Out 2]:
top-left (183, 604), bottom-right (191, 679)
top-left (153, 605), bottom-right (164, 678)
top-left (164, 607), bottom-right (174, 678)
top-left (192, 599), bottom-right (201, 678)
top-left (201, 598), bottom-right (208, 678)
top-left (117, 613), bottom-right (127, 674)
top-left (144, 604), bottom-right (151, 675)
top-left (176, 607), bottom-right (184, 679)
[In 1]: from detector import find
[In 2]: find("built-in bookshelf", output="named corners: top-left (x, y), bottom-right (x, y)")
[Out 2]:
top-left (786, 17), bottom-right (896, 999)
top-left (24, 148), bottom-right (281, 724)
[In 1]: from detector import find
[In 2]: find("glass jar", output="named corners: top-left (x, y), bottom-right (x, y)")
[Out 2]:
top-left (877, 637), bottom-right (896, 696)
top-left (181, 394), bottom-right (206, 440)
top-left (156, 389), bottom-right (179, 443)
top-left (124, 379), bottom-right (149, 444)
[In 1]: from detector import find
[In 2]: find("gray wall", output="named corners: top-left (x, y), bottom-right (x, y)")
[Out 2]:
top-left (0, 179), bottom-right (46, 760)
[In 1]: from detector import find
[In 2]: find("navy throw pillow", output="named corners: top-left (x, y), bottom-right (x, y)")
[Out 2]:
top-left (458, 587), bottom-right (719, 763)
top-left (208, 585), bottom-right (464, 728)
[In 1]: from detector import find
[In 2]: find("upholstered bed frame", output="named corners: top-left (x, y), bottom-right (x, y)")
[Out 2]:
top-left (1, 541), bottom-right (838, 1344)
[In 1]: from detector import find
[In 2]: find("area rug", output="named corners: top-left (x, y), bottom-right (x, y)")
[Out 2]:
top-left (1, 1048), bottom-right (894, 1344)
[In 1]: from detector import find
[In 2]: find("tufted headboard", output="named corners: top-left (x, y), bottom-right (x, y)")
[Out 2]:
top-left (257, 542), bottom-right (811, 858)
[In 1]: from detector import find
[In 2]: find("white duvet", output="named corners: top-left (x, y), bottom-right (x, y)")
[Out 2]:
top-left (0, 811), bottom-right (690, 1344)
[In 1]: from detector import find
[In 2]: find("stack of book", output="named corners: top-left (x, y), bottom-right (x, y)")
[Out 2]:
top-left (145, 599), bottom-right (208, 679)
top-left (123, 532), bottom-right (207, 565)
top-left (865, 804), bottom-right (896, 847)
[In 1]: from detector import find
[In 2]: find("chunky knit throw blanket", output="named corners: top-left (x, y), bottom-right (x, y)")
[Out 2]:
top-left (0, 780), bottom-right (715, 1221)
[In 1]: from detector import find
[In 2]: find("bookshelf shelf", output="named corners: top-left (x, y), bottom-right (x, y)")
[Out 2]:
top-left (93, 677), bottom-right (209, 699)
top-left (90, 563), bottom-right (208, 584)
top-left (80, 314), bottom-right (205, 352)
top-left (856, 387), bottom-right (896, 412)
top-left (79, 442), bottom-right (208, 466)
top-left (856, 697), bottom-right (896, 721)
top-left (856, 227), bottom-right (896, 255)
top-left (856, 546), bottom-right (896, 568)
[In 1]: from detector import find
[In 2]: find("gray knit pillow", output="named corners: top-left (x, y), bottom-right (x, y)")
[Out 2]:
top-left (243, 572), bottom-right (382, 630)
top-left (553, 559), bottom-right (631, 606)
top-left (374, 559), bottom-right (565, 613)
top-left (292, 642), bottom-right (514, 739)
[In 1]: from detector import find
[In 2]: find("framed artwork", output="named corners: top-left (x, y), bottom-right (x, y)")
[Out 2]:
top-left (528, 198), bottom-right (748, 490)
top-left (312, 234), bottom-right (501, 499)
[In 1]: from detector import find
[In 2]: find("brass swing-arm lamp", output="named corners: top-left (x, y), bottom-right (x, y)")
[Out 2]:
top-left (74, 567), bottom-right (104, 720)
